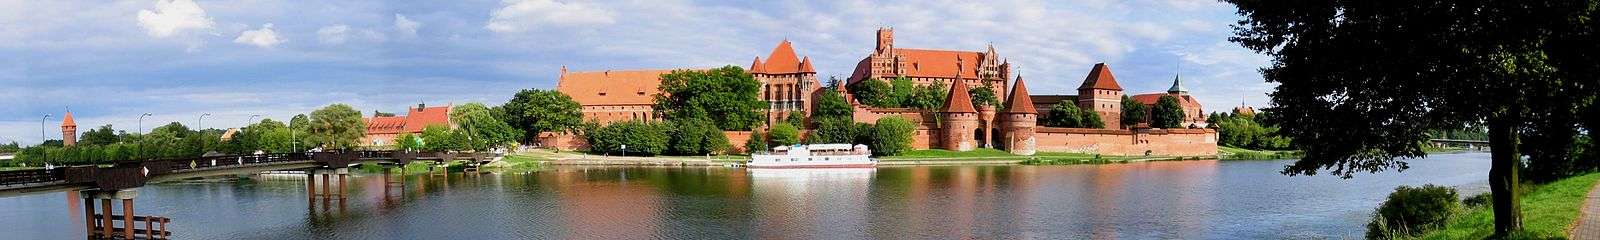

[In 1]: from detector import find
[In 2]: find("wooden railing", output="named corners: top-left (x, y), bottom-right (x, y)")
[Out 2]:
top-left (90, 214), bottom-right (171, 239)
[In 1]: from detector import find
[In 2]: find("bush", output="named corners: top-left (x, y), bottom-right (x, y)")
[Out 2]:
top-left (769, 123), bottom-right (800, 146)
top-left (745, 130), bottom-right (768, 153)
top-left (666, 118), bottom-right (729, 155)
top-left (583, 121), bottom-right (669, 156)
top-left (871, 117), bottom-right (916, 156)
top-left (1366, 184), bottom-right (1461, 239)
top-left (1462, 192), bottom-right (1491, 207)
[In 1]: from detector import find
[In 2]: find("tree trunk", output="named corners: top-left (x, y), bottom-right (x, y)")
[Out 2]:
top-left (1489, 116), bottom-right (1522, 235)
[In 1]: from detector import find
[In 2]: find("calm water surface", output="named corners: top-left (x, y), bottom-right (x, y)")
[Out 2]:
top-left (0, 153), bottom-right (1490, 239)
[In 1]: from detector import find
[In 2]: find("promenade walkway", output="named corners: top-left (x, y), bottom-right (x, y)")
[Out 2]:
top-left (1572, 180), bottom-right (1600, 239)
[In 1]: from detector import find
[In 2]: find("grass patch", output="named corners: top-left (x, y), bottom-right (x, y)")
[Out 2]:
top-left (1411, 172), bottom-right (1600, 239)
top-left (1218, 146), bottom-right (1302, 160)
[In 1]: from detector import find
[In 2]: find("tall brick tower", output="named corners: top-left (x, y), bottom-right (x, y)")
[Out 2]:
top-left (941, 81), bottom-right (979, 151)
top-left (1001, 75), bottom-right (1037, 155)
top-left (60, 111), bottom-right (77, 147)
top-left (1077, 63), bottom-right (1124, 129)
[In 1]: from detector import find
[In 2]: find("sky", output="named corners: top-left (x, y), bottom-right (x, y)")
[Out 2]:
top-left (0, 0), bottom-right (1274, 145)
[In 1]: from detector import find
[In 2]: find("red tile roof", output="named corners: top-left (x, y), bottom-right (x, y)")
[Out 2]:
top-left (363, 105), bottom-right (453, 134)
top-left (943, 80), bottom-right (977, 113)
top-left (760, 40), bottom-right (814, 74)
top-left (1078, 63), bottom-right (1123, 91)
top-left (556, 69), bottom-right (683, 106)
top-left (1003, 75), bottom-right (1036, 114)
top-left (749, 57), bottom-right (766, 74)
top-left (60, 111), bottom-right (76, 127)
top-left (799, 56), bottom-right (815, 73)
top-left (897, 48), bottom-right (984, 79)
top-left (1131, 93), bottom-right (1203, 110)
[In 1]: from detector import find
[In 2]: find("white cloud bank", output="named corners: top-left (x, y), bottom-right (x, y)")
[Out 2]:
top-left (317, 25), bottom-right (349, 44)
top-left (485, 0), bottom-right (617, 33)
top-left (136, 0), bottom-right (214, 38)
top-left (234, 23), bottom-right (283, 48)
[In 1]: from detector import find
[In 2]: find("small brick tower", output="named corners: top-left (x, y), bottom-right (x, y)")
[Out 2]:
top-left (61, 111), bottom-right (77, 147)
top-left (1077, 62), bottom-right (1124, 129)
top-left (941, 80), bottom-right (979, 151)
top-left (1001, 75), bottom-right (1038, 155)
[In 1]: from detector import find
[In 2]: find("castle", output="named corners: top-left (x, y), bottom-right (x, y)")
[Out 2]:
top-left (548, 28), bottom-right (1217, 157)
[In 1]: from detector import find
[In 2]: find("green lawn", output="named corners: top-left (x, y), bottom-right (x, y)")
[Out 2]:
top-left (1413, 172), bottom-right (1600, 239)
top-left (1218, 146), bottom-right (1302, 160)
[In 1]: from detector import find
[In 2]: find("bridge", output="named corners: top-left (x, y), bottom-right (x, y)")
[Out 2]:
top-left (0, 150), bottom-right (499, 239)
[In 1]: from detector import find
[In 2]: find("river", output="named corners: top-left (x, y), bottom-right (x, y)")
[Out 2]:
top-left (0, 153), bottom-right (1490, 239)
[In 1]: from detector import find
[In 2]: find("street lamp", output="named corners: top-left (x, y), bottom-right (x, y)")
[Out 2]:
top-left (197, 113), bottom-right (211, 131)
top-left (246, 114), bottom-right (261, 126)
top-left (40, 114), bottom-right (51, 146)
top-left (138, 113), bottom-right (152, 135)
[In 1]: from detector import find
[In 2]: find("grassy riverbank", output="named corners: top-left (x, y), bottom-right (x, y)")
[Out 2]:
top-left (1411, 172), bottom-right (1600, 239)
top-left (1218, 146), bottom-right (1301, 160)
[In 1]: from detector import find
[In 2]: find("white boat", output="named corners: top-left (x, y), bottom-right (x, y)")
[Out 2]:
top-left (748, 144), bottom-right (876, 168)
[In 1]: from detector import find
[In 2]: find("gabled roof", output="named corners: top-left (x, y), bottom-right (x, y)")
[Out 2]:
top-left (365, 116), bottom-right (407, 134)
top-left (896, 48), bottom-right (984, 79)
top-left (750, 57), bottom-right (766, 74)
top-left (1078, 63), bottom-right (1124, 91)
top-left (942, 81), bottom-right (977, 113)
top-left (761, 40), bottom-right (813, 74)
top-left (403, 105), bottom-right (452, 133)
top-left (1131, 93), bottom-right (1203, 110)
top-left (1003, 75), bottom-right (1036, 114)
top-left (556, 69), bottom-right (682, 106)
top-left (60, 111), bottom-right (76, 127)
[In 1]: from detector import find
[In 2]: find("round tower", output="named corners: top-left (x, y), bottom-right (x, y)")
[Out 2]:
top-left (941, 81), bottom-right (979, 151)
top-left (1001, 76), bottom-right (1038, 155)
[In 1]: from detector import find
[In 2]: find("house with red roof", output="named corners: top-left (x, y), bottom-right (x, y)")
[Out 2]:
top-left (361, 103), bottom-right (452, 147)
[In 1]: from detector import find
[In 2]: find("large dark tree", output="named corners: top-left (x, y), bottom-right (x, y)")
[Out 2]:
top-left (307, 104), bottom-right (366, 150)
top-left (654, 66), bottom-right (767, 130)
top-left (1120, 95), bottom-right (1147, 128)
top-left (1227, 0), bottom-right (1598, 234)
top-left (1151, 95), bottom-right (1186, 129)
top-left (501, 89), bottom-right (583, 143)
top-left (80, 125), bottom-right (120, 146)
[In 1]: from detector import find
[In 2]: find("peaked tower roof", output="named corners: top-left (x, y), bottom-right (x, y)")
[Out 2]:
top-left (799, 56), bottom-right (815, 73)
top-left (1168, 74), bottom-right (1188, 94)
top-left (1003, 75), bottom-right (1037, 114)
top-left (942, 81), bottom-right (977, 113)
top-left (61, 111), bottom-right (76, 127)
top-left (750, 57), bottom-right (766, 74)
top-left (761, 40), bottom-right (809, 74)
top-left (1078, 63), bottom-right (1124, 91)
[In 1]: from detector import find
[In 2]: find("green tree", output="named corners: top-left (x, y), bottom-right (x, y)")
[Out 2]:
top-left (1080, 109), bottom-right (1106, 129)
top-left (813, 85), bottom-right (854, 122)
top-left (969, 84), bottom-right (1000, 109)
top-left (889, 76), bottom-right (914, 106)
top-left (307, 104), bottom-right (366, 150)
top-left (80, 125), bottom-right (120, 146)
top-left (420, 125), bottom-right (462, 152)
top-left (850, 78), bottom-right (895, 107)
top-left (785, 113), bottom-right (805, 129)
top-left (1226, 0), bottom-right (1599, 233)
top-left (666, 117), bottom-right (730, 155)
top-left (745, 130), bottom-right (768, 154)
top-left (1042, 103), bottom-right (1084, 128)
top-left (1120, 95), bottom-right (1147, 128)
top-left (871, 117), bottom-right (915, 156)
top-left (807, 118), bottom-right (857, 144)
top-left (654, 66), bottom-right (767, 130)
top-left (1151, 95), bottom-right (1185, 129)
top-left (501, 89), bottom-right (584, 142)
top-left (904, 82), bottom-right (948, 110)
top-left (584, 121), bottom-right (669, 156)
top-left (452, 103), bottom-right (522, 151)
top-left (394, 132), bottom-right (422, 151)
top-left (768, 123), bottom-right (800, 146)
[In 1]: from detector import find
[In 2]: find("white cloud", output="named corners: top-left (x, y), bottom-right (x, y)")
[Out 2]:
top-left (485, 0), bottom-right (617, 33)
top-left (317, 25), bottom-right (349, 45)
top-left (234, 23), bottom-right (284, 48)
top-left (136, 0), bottom-right (214, 38)
top-left (394, 14), bottom-right (420, 37)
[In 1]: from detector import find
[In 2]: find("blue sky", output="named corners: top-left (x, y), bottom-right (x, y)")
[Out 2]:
top-left (0, 0), bottom-right (1272, 145)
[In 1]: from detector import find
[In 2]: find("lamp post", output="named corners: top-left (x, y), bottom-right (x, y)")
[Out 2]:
top-left (40, 114), bottom-right (51, 146)
top-left (138, 113), bottom-right (152, 135)
top-left (197, 113), bottom-right (211, 131)
top-left (246, 114), bottom-right (260, 126)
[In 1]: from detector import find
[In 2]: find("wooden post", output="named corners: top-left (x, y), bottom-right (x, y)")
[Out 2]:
top-left (100, 199), bottom-right (112, 238)
top-left (306, 172), bottom-right (316, 204)
top-left (321, 173), bottom-right (331, 200)
top-left (145, 217), bottom-right (153, 239)
top-left (338, 173), bottom-right (347, 200)
top-left (122, 199), bottom-right (134, 238)
top-left (82, 197), bottom-right (95, 239)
